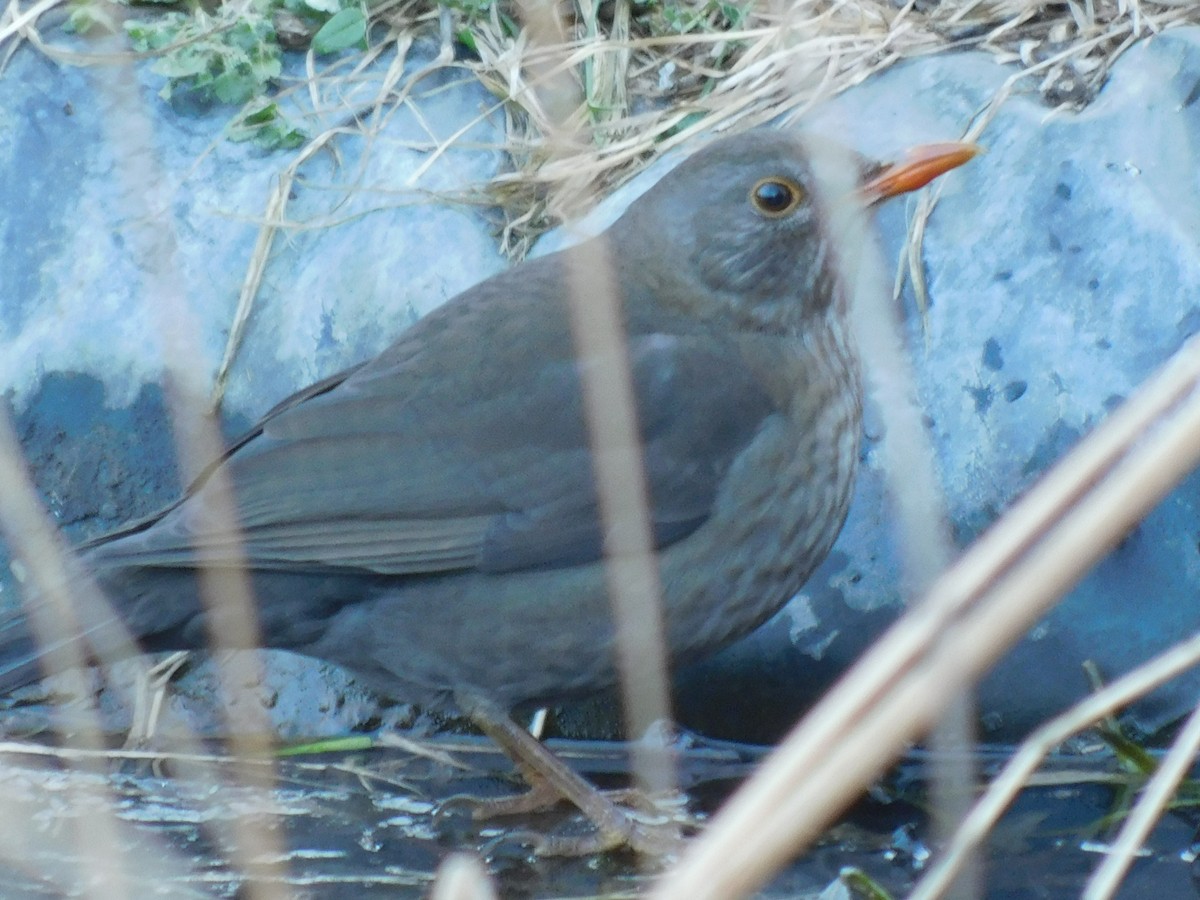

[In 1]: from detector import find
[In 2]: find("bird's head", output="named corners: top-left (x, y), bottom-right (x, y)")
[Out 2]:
top-left (612, 129), bottom-right (978, 335)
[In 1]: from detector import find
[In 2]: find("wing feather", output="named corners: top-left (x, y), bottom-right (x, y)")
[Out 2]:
top-left (89, 262), bottom-right (779, 576)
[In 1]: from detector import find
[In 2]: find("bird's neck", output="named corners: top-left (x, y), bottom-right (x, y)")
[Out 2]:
top-left (726, 302), bottom-right (861, 424)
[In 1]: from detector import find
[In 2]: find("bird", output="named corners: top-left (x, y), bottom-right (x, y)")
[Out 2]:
top-left (0, 128), bottom-right (977, 854)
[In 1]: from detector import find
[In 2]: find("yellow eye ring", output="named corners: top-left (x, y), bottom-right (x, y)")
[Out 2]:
top-left (750, 176), bottom-right (804, 218)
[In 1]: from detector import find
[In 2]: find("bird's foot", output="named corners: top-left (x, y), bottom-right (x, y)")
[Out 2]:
top-left (521, 789), bottom-right (689, 858)
top-left (470, 778), bottom-right (690, 856)
top-left (453, 690), bottom-right (691, 858)
top-left (470, 781), bottom-right (675, 818)
top-left (466, 778), bottom-right (562, 818)
top-left (123, 650), bottom-right (190, 751)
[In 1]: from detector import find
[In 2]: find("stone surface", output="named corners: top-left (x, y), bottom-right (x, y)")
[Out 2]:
top-left (679, 27), bottom-right (1200, 740)
top-left (1, 30), bottom-right (505, 524)
top-left (539, 28), bottom-right (1200, 740)
top-left (0, 30), bottom-right (506, 735)
top-left (5, 23), bottom-right (1200, 745)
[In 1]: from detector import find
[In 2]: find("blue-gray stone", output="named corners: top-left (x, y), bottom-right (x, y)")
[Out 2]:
top-left (679, 27), bottom-right (1200, 740)
top-left (6, 22), bottom-right (1200, 741)
top-left (1, 30), bottom-right (505, 735)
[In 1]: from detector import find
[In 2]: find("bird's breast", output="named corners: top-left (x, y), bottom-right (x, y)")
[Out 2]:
top-left (657, 318), bottom-right (862, 662)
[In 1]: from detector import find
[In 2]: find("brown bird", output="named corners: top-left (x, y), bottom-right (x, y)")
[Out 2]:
top-left (0, 128), bottom-right (976, 853)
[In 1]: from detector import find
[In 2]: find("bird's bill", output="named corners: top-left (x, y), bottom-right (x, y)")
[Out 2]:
top-left (860, 142), bottom-right (981, 205)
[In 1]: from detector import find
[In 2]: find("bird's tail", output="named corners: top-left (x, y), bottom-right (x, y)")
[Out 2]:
top-left (0, 608), bottom-right (49, 693)
top-left (0, 550), bottom-right (201, 696)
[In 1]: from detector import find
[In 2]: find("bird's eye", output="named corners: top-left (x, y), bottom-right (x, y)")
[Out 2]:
top-left (750, 177), bottom-right (804, 218)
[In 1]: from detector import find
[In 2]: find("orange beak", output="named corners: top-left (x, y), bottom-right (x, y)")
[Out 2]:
top-left (860, 142), bottom-right (982, 205)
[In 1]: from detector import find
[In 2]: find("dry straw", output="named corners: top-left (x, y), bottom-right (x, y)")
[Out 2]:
top-left (652, 333), bottom-right (1200, 897)
top-left (4, 0), bottom-right (1200, 897)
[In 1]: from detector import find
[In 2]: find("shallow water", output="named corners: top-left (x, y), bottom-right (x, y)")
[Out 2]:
top-left (0, 732), bottom-right (1194, 898)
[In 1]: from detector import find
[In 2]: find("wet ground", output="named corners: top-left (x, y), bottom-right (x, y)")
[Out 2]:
top-left (0, 729), bottom-right (1197, 899)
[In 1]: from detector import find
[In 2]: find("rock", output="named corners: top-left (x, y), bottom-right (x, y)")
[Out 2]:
top-left (0, 30), bottom-right (505, 735)
top-left (6, 22), bottom-right (1200, 742)
top-left (678, 27), bottom-right (1200, 740)
top-left (540, 28), bottom-right (1200, 741)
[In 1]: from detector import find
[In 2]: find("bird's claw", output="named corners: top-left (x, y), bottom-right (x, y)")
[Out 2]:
top-left (470, 786), bottom-right (691, 858)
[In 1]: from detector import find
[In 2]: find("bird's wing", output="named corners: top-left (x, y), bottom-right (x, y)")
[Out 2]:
top-left (79, 360), bottom-right (373, 552)
top-left (92, 316), bottom-right (777, 576)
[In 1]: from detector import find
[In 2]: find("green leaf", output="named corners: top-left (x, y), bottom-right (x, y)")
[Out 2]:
top-left (265, 125), bottom-right (307, 149)
top-left (250, 55), bottom-right (283, 81)
top-left (65, 0), bottom-right (118, 35)
top-left (239, 102), bottom-right (281, 126)
top-left (227, 102), bottom-right (308, 150)
top-left (154, 47), bottom-right (210, 79)
top-left (838, 867), bottom-right (895, 900)
top-left (212, 70), bottom-right (256, 105)
top-left (277, 735), bottom-right (377, 756)
top-left (301, 0), bottom-right (343, 15)
top-left (311, 7), bottom-right (365, 55)
top-left (125, 16), bottom-right (183, 52)
top-left (454, 26), bottom-right (476, 52)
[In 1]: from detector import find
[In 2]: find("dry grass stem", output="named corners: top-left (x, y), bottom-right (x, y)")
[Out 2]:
top-left (1083, 695), bottom-right (1200, 899)
top-left (524, 0), bottom-right (677, 804)
top-left (87, 45), bottom-right (291, 900)
top-left (564, 231), bottom-right (677, 797)
top-left (5, 0), bottom-right (1200, 895)
top-left (210, 129), bottom-right (345, 409)
top-left (652, 333), bottom-right (1200, 897)
top-left (822, 136), bottom-right (978, 890)
top-left (122, 649), bottom-right (190, 748)
top-left (0, 738), bottom-right (278, 766)
top-left (911, 630), bottom-right (1200, 900)
top-left (0, 0), bottom-right (64, 53)
top-left (450, 0), bottom-right (1198, 250)
top-left (431, 853), bottom-right (499, 900)
top-left (3, 0), bottom-right (1199, 255)
top-left (0, 415), bottom-right (142, 899)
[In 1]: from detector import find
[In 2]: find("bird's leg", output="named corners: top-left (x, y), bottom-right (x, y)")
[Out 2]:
top-left (123, 650), bottom-right (190, 750)
top-left (454, 690), bottom-right (684, 857)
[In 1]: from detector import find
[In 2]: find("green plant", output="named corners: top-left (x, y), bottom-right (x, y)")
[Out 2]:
top-left (440, 0), bottom-right (518, 53)
top-left (126, 7), bottom-right (283, 105)
top-left (63, 0), bottom-right (120, 35)
top-left (310, 6), bottom-right (367, 54)
top-left (281, 0), bottom-right (368, 54)
top-left (638, 0), bottom-right (750, 36)
top-left (122, 0), bottom-right (371, 148)
top-left (226, 101), bottom-right (308, 150)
